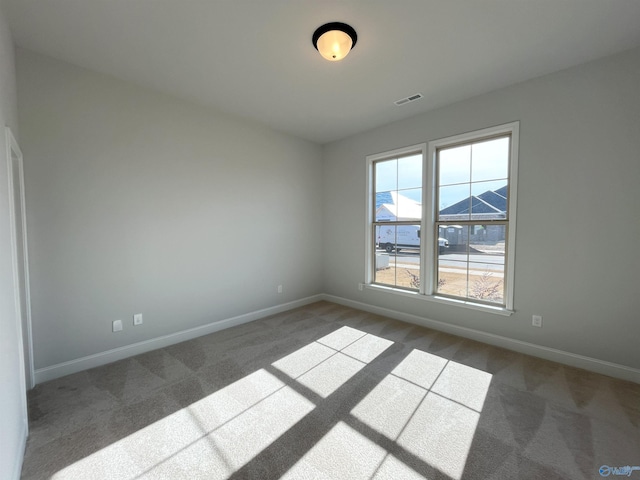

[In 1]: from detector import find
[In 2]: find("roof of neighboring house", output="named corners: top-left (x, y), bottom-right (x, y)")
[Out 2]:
top-left (439, 185), bottom-right (507, 218)
top-left (477, 190), bottom-right (507, 211)
top-left (375, 191), bottom-right (393, 209)
top-left (375, 191), bottom-right (422, 221)
top-left (493, 185), bottom-right (508, 198)
top-left (375, 185), bottom-right (507, 220)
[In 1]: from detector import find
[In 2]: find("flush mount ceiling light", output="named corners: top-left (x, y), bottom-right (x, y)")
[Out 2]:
top-left (312, 22), bottom-right (358, 61)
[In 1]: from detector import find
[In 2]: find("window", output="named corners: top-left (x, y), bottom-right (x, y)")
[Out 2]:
top-left (366, 122), bottom-right (518, 313)
top-left (371, 150), bottom-right (423, 289)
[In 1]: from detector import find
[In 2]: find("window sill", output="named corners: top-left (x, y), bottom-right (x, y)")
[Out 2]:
top-left (364, 283), bottom-right (514, 317)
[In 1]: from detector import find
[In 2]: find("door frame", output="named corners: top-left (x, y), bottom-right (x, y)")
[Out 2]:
top-left (6, 126), bottom-right (34, 391)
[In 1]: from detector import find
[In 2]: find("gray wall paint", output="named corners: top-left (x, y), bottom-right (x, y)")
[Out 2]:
top-left (17, 49), bottom-right (324, 369)
top-left (323, 47), bottom-right (640, 370)
top-left (0, 4), bottom-right (26, 479)
top-left (13, 44), bottom-right (640, 381)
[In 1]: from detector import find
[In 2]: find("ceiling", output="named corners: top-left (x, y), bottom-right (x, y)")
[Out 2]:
top-left (4, 1), bottom-right (640, 144)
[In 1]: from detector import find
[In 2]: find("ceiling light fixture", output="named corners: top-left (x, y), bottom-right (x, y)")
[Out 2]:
top-left (312, 22), bottom-right (357, 61)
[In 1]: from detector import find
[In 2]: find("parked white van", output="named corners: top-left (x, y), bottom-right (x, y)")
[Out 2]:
top-left (377, 225), bottom-right (449, 253)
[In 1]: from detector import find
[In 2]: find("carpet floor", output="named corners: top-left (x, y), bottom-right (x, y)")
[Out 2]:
top-left (21, 301), bottom-right (640, 479)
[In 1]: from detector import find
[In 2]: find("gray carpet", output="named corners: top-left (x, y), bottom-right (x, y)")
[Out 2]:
top-left (21, 301), bottom-right (640, 479)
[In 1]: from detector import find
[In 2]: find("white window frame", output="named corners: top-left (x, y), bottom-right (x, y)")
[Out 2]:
top-left (365, 122), bottom-right (519, 315)
top-left (365, 144), bottom-right (427, 291)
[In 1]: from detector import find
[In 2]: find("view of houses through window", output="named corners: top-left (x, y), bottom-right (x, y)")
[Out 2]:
top-left (370, 124), bottom-right (517, 309)
top-left (435, 135), bottom-right (510, 304)
top-left (373, 153), bottom-right (423, 289)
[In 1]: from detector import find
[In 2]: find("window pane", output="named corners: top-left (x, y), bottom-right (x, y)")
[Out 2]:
top-left (375, 191), bottom-right (396, 222)
top-left (469, 224), bottom-right (506, 305)
top-left (470, 180), bottom-right (508, 220)
top-left (398, 154), bottom-right (422, 190)
top-left (375, 156), bottom-right (422, 222)
top-left (375, 159), bottom-right (397, 193)
top-left (468, 263), bottom-right (504, 304)
top-left (438, 224), bottom-right (464, 251)
top-left (471, 224), bottom-right (507, 257)
top-left (396, 189), bottom-right (422, 221)
top-left (439, 184), bottom-right (471, 220)
top-left (375, 191), bottom-right (422, 222)
top-left (439, 145), bottom-right (471, 186)
top-left (471, 137), bottom-right (509, 183)
top-left (436, 224), bottom-right (506, 305)
top-left (374, 224), bottom-right (420, 290)
top-left (375, 191), bottom-right (394, 210)
top-left (437, 225), bottom-right (469, 297)
top-left (376, 225), bottom-right (397, 253)
top-left (399, 187), bottom-right (422, 204)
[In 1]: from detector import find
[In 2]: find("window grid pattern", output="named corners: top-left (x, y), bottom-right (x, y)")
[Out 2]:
top-left (435, 134), bottom-right (511, 306)
top-left (372, 154), bottom-right (422, 291)
top-left (365, 122), bottom-right (518, 313)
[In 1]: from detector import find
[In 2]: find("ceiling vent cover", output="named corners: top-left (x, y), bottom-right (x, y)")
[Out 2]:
top-left (394, 93), bottom-right (423, 106)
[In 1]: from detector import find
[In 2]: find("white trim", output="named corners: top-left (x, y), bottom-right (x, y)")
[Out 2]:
top-left (365, 143), bottom-right (426, 285)
top-left (6, 127), bottom-right (35, 390)
top-left (427, 121), bottom-right (519, 310)
top-left (364, 283), bottom-right (513, 316)
top-left (423, 141), bottom-right (434, 295)
top-left (506, 123), bottom-right (519, 309)
top-left (366, 143), bottom-right (427, 164)
top-left (323, 294), bottom-right (640, 384)
top-left (32, 293), bottom-right (640, 386)
top-left (33, 294), bottom-right (324, 385)
top-left (364, 153), bottom-right (374, 284)
top-left (5, 127), bottom-right (31, 450)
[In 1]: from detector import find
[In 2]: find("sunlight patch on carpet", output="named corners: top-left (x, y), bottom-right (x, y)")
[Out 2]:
top-left (398, 392), bottom-right (481, 479)
top-left (52, 369), bottom-right (314, 479)
top-left (51, 327), bottom-right (490, 480)
top-left (352, 350), bottom-right (492, 479)
top-left (282, 422), bottom-right (387, 479)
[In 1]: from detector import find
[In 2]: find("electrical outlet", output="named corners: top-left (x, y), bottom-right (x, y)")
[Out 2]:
top-left (532, 315), bottom-right (543, 328)
top-left (358, 283), bottom-right (364, 291)
top-left (133, 313), bottom-right (143, 326)
top-left (277, 285), bottom-right (283, 294)
top-left (112, 319), bottom-right (123, 332)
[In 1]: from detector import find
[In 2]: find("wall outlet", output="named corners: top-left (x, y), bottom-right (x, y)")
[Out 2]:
top-left (112, 319), bottom-right (123, 332)
top-left (532, 315), bottom-right (543, 328)
top-left (277, 285), bottom-right (283, 294)
top-left (133, 313), bottom-right (143, 326)
top-left (358, 283), bottom-right (364, 291)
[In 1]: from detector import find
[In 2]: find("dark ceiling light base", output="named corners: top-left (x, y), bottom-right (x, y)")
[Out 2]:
top-left (312, 22), bottom-right (358, 61)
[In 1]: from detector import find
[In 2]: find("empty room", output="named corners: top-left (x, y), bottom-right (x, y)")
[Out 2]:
top-left (1, 1), bottom-right (639, 479)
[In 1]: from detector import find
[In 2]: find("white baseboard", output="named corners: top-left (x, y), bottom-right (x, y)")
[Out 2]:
top-left (33, 293), bottom-right (639, 385)
top-left (34, 295), bottom-right (324, 385)
top-left (322, 294), bottom-right (640, 384)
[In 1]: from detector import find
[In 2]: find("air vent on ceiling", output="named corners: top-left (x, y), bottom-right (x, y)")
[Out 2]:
top-left (394, 93), bottom-right (424, 106)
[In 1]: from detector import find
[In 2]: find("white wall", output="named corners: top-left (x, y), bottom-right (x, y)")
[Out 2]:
top-left (0, 4), bottom-right (27, 479)
top-left (323, 47), bottom-right (640, 371)
top-left (16, 49), bottom-right (323, 371)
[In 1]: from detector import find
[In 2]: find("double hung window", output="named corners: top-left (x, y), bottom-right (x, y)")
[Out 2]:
top-left (371, 151), bottom-right (423, 289)
top-left (366, 122), bottom-right (518, 312)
